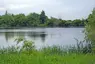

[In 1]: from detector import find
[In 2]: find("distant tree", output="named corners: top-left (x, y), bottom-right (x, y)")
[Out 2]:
top-left (47, 17), bottom-right (59, 27)
top-left (27, 13), bottom-right (40, 27)
top-left (72, 19), bottom-right (81, 26)
top-left (5, 10), bottom-right (8, 15)
top-left (65, 20), bottom-right (72, 27)
top-left (0, 10), bottom-right (85, 27)
top-left (58, 20), bottom-right (66, 27)
top-left (13, 14), bottom-right (26, 27)
top-left (40, 10), bottom-right (47, 24)
top-left (0, 11), bottom-right (14, 27)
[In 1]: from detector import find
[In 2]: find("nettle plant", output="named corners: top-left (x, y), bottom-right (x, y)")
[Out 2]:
top-left (15, 37), bottom-right (35, 54)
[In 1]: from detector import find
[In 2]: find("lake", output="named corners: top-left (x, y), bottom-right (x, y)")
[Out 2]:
top-left (0, 28), bottom-right (84, 49)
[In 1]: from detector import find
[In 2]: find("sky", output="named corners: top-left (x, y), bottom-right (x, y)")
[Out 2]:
top-left (0, 0), bottom-right (95, 20)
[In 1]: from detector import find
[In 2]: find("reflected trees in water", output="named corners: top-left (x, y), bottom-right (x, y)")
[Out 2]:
top-left (4, 32), bottom-right (47, 43)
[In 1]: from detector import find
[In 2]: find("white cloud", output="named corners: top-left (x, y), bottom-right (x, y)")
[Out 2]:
top-left (7, 4), bottom-right (32, 10)
top-left (0, 7), bottom-right (6, 11)
top-left (0, 0), bottom-right (95, 20)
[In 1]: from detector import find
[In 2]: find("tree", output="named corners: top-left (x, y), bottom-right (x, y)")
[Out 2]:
top-left (40, 10), bottom-right (47, 24)
top-left (13, 14), bottom-right (26, 27)
top-left (65, 20), bottom-right (72, 27)
top-left (72, 19), bottom-right (83, 27)
top-left (27, 13), bottom-right (40, 27)
top-left (47, 17), bottom-right (59, 27)
top-left (5, 10), bottom-right (8, 15)
top-left (0, 10), bottom-right (85, 27)
top-left (0, 11), bottom-right (14, 27)
top-left (58, 20), bottom-right (66, 27)
top-left (85, 8), bottom-right (95, 52)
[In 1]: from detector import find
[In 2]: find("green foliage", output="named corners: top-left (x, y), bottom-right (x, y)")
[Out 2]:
top-left (0, 44), bottom-right (95, 64)
top-left (0, 46), bottom-right (18, 54)
top-left (0, 40), bottom-right (95, 64)
top-left (73, 19), bottom-right (84, 27)
top-left (58, 20), bottom-right (66, 27)
top-left (41, 46), bottom-right (64, 55)
top-left (13, 14), bottom-right (27, 27)
top-left (0, 13), bottom-right (14, 27)
top-left (40, 10), bottom-right (47, 24)
top-left (15, 37), bottom-right (24, 44)
top-left (26, 13), bottom-right (40, 27)
top-left (0, 52), bottom-right (95, 64)
top-left (0, 10), bottom-right (85, 28)
top-left (46, 17), bottom-right (59, 27)
top-left (85, 8), bottom-right (95, 52)
top-left (15, 37), bottom-right (35, 54)
top-left (22, 40), bottom-right (35, 51)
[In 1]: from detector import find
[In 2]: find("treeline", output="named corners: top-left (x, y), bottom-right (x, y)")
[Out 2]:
top-left (0, 10), bottom-right (87, 27)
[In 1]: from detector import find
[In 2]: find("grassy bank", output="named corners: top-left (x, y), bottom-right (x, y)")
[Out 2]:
top-left (0, 46), bottom-right (95, 64)
top-left (0, 38), bottom-right (95, 64)
top-left (0, 53), bottom-right (95, 64)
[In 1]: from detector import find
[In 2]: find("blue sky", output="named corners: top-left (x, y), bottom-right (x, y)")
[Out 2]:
top-left (0, 0), bottom-right (95, 20)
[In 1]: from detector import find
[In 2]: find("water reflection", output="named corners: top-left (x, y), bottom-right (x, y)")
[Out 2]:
top-left (26, 32), bottom-right (47, 42)
top-left (0, 28), bottom-right (84, 49)
top-left (3, 32), bottom-right (47, 42)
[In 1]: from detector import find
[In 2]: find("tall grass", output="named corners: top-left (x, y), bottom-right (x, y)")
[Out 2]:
top-left (0, 50), bottom-right (95, 64)
top-left (0, 38), bottom-right (95, 64)
top-left (0, 45), bottom-right (95, 64)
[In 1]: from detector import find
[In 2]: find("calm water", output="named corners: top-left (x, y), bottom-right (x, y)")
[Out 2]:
top-left (0, 28), bottom-right (84, 49)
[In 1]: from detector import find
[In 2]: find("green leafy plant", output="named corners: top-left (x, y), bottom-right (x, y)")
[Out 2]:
top-left (15, 37), bottom-right (35, 54)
